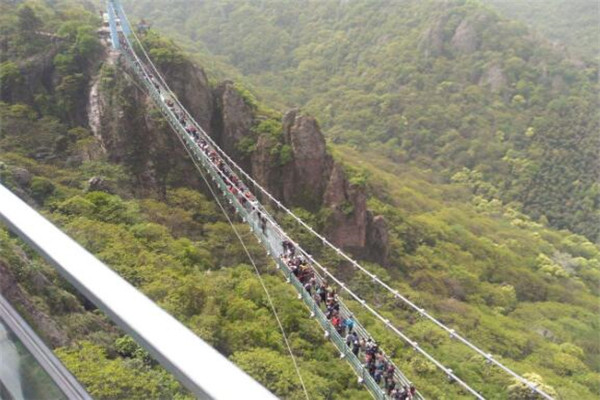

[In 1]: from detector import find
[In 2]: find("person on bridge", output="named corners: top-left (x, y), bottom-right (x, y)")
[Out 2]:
top-left (343, 316), bottom-right (355, 334)
top-left (282, 240), bottom-right (294, 256)
top-left (346, 332), bottom-right (354, 347)
top-left (351, 334), bottom-right (361, 356)
top-left (384, 363), bottom-right (396, 392)
top-left (386, 378), bottom-right (396, 396)
top-left (303, 280), bottom-right (312, 295)
top-left (260, 214), bottom-right (267, 234)
top-left (331, 313), bottom-right (341, 330)
top-left (318, 283), bottom-right (328, 304)
top-left (290, 263), bottom-right (299, 277)
top-left (390, 387), bottom-right (404, 399)
top-left (275, 235), bottom-right (415, 398)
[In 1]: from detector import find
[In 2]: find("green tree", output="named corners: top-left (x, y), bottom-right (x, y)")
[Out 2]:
top-left (507, 373), bottom-right (557, 400)
top-left (0, 62), bottom-right (22, 101)
top-left (17, 5), bottom-right (41, 34)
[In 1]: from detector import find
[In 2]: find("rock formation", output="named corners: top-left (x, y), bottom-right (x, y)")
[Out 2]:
top-left (480, 63), bottom-right (507, 92)
top-left (163, 61), bottom-right (214, 135)
top-left (90, 44), bottom-right (390, 264)
top-left (210, 87), bottom-right (391, 264)
top-left (450, 18), bottom-right (479, 54)
top-left (0, 261), bottom-right (68, 347)
top-left (280, 110), bottom-right (333, 209)
top-left (93, 56), bottom-right (204, 196)
top-left (212, 81), bottom-right (254, 168)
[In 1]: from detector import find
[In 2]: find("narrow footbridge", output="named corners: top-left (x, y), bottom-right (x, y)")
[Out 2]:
top-left (0, 1), bottom-right (556, 399)
top-left (104, 1), bottom-right (555, 399)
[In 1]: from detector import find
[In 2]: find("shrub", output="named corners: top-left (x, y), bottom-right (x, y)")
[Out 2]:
top-left (237, 136), bottom-right (257, 155)
top-left (278, 144), bottom-right (293, 165)
top-left (30, 176), bottom-right (55, 204)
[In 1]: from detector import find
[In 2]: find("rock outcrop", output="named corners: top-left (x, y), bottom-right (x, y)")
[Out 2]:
top-left (93, 56), bottom-right (205, 197)
top-left (2, 44), bottom-right (60, 105)
top-left (480, 63), bottom-right (507, 92)
top-left (87, 176), bottom-right (112, 193)
top-left (419, 18), bottom-right (445, 57)
top-left (420, 10), bottom-right (494, 57)
top-left (90, 44), bottom-right (389, 264)
top-left (322, 164), bottom-right (389, 265)
top-left (280, 110), bottom-right (333, 209)
top-left (164, 61), bottom-right (214, 134)
top-left (366, 215), bottom-right (389, 264)
top-left (251, 107), bottom-right (389, 264)
top-left (323, 164), bottom-right (368, 248)
top-left (451, 18), bottom-right (479, 53)
top-left (12, 167), bottom-right (32, 187)
top-left (0, 261), bottom-right (68, 347)
top-left (212, 81), bottom-right (254, 168)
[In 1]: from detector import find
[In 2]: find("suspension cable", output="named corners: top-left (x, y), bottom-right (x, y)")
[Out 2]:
top-left (114, 16), bottom-right (485, 397)
top-left (169, 111), bottom-right (311, 400)
top-left (126, 21), bottom-right (551, 395)
top-left (112, 4), bottom-right (553, 398)
top-left (143, 43), bottom-right (552, 396)
top-left (120, 49), bottom-right (479, 397)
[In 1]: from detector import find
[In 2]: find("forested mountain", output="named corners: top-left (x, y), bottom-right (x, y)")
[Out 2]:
top-left (0, 3), bottom-right (364, 399)
top-left (124, 0), bottom-right (599, 241)
top-left (484, 0), bottom-right (599, 61)
top-left (1, 1), bottom-right (599, 399)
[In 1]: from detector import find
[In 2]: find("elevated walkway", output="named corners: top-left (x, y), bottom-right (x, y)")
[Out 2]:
top-left (112, 7), bottom-right (419, 397)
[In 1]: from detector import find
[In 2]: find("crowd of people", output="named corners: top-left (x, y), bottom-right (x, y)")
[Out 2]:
top-left (121, 36), bottom-right (417, 399)
top-left (132, 51), bottom-right (267, 226)
top-left (280, 241), bottom-right (417, 398)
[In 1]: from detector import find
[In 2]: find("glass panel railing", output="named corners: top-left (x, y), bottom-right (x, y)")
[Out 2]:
top-left (0, 320), bottom-right (67, 400)
top-left (118, 44), bottom-right (418, 399)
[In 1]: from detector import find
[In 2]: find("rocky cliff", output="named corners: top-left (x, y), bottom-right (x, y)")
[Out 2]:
top-left (89, 40), bottom-right (390, 264)
top-left (91, 50), bottom-right (204, 197)
top-left (214, 88), bottom-right (390, 264)
top-left (211, 81), bottom-right (254, 170)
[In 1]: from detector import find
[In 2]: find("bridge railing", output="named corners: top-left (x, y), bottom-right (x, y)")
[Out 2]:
top-left (118, 43), bottom-right (423, 399)
top-left (0, 182), bottom-right (278, 400)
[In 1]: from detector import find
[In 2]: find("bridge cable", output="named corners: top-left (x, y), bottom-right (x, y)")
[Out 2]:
top-left (114, 11), bottom-right (483, 398)
top-left (127, 28), bottom-right (550, 394)
top-left (168, 118), bottom-right (311, 400)
top-left (113, 5), bottom-right (550, 398)
top-left (128, 25), bottom-right (552, 395)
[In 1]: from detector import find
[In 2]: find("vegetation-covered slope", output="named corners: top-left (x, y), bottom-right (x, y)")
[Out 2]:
top-left (125, 0), bottom-right (599, 241)
top-left (1, 1), bottom-right (599, 399)
top-left (0, 3), bottom-right (363, 399)
top-left (484, 0), bottom-right (599, 61)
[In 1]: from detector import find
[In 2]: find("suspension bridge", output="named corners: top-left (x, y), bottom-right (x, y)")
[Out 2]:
top-left (0, 1), bottom-right (556, 398)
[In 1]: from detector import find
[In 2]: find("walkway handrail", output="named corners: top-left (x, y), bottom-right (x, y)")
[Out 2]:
top-left (0, 184), bottom-right (278, 400)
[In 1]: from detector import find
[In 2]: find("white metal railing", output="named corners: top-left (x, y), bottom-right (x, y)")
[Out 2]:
top-left (0, 183), bottom-right (277, 400)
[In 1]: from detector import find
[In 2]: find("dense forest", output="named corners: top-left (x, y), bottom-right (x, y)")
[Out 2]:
top-left (124, 0), bottom-right (599, 241)
top-left (0, 3), bottom-right (365, 399)
top-left (484, 0), bottom-right (599, 61)
top-left (1, 0), bottom-right (599, 399)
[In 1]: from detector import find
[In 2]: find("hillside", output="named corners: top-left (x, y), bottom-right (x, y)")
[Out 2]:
top-left (0, 3), bottom-right (363, 399)
top-left (484, 0), bottom-right (599, 61)
top-left (124, 0), bottom-right (599, 242)
top-left (1, 1), bottom-right (599, 399)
